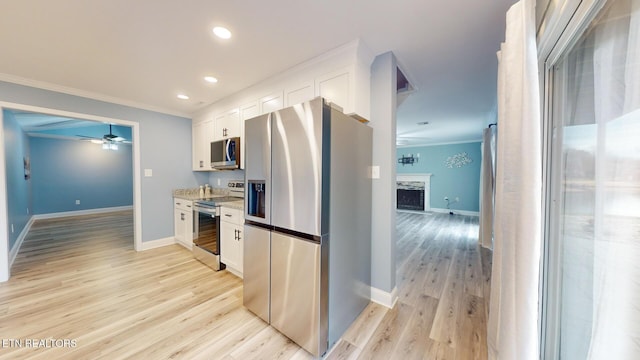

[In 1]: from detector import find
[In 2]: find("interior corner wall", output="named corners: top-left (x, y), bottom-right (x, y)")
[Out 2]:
top-left (369, 51), bottom-right (397, 299)
top-left (30, 137), bottom-right (133, 214)
top-left (0, 81), bottom-right (202, 243)
top-left (397, 142), bottom-right (482, 212)
top-left (2, 110), bottom-right (31, 250)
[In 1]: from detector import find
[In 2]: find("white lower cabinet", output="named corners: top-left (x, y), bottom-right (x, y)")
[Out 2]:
top-left (220, 207), bottom-right (243, 277)
top-left (174, 199), bottom-right (193, 249)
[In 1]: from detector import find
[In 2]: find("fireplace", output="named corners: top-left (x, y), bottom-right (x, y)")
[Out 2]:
top-left (397, 182), bottom-right (425, 210)
top-left (396, 174), bottom-right (432, 211)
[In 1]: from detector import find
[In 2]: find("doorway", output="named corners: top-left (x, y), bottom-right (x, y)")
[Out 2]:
top-left (0, 102), bottom-right (142, 281)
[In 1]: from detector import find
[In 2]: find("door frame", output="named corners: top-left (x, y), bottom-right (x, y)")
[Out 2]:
top-left (0, 102), bottom-right (142, 281)
top-left (538, 0), bottom-right (609, 357)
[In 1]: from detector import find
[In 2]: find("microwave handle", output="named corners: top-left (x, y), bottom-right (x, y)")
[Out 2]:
top-left (225, 139), bottom-right (232, 161)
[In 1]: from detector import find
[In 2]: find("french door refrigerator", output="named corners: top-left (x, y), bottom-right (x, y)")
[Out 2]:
top-left (243, 97), bottom-right (372, 357)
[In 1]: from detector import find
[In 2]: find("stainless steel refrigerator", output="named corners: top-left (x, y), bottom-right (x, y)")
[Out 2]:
top-left (243, 97), bottom-right (372, 357)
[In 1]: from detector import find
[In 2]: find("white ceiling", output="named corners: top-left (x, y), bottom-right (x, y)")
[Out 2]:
top-left (0, 0), bottom-right (515, 147)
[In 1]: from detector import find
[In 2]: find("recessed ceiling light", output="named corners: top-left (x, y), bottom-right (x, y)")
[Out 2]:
top-left (213, 26), bottom-right (232, 39)
top-left (204, 76), bottom-right (218, 83)
top-left (177, 94), bottom-right (189, 100)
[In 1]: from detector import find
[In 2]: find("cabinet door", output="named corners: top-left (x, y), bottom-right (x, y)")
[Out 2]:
top-left (174, 206), bottom-right (184, 244)
top-left (220, 221), bottom-right (240, 270)
top-left (192, 120), bottom-right (214, 170)
top-left (235, 225), bottom-right (243, 273)
top-left (316, 68), bottom-right (351, 113)
top-left (285, 81), bottom-right (314, 107)
top-left (214, 109), bottom-right (240, 141)
top-left (260, 91), bottom-right (284, 115)
top-left (240, 101), bottom-right (259, 170)
top-left (182, 210), bottom-right (193, 249)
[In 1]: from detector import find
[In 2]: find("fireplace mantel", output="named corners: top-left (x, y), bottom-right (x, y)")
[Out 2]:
top-left (396, 174), bottom-right (432, 211)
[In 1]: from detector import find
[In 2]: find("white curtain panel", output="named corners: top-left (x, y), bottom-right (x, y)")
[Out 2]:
top-left (587, 0), bottom-right (640, 358)
top-left (486, 0), bottom-right (541, 358)
top-left (479, 127), bottom-right (496, 249)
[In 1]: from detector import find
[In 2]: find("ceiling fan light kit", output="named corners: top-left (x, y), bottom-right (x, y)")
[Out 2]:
top-left (77, 124), bottom-right (126, 150)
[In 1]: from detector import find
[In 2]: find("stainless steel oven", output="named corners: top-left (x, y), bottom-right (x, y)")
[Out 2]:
top-left (193, 201), bottom-right (225, 271)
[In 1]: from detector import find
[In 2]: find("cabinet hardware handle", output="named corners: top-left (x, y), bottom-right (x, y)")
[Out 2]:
top-left (225, 214), bottom-right (232, 217)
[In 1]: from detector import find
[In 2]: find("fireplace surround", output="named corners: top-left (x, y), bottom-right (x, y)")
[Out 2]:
top-left (396, 174), bottom-right (432, 211)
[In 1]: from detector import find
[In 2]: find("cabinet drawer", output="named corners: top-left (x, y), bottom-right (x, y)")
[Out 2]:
top-left (220, 207), bottom-right (243, 225)
top-left (174, 198), bottom-right (193, 212)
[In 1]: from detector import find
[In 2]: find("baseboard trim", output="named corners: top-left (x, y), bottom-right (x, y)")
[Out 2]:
top-left (9, 216), bottom-right (35, 268)
top-left (33, 206), bottom-right (134, 220)
top-left (430, 208), bottom-right (480, 217)
top-left (139, 237), bottom-right (177, 251)
top-left (370, 286), bottom-right (398, 309)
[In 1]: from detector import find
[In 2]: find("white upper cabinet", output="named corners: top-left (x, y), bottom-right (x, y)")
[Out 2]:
top-left (316, 68), bottom-right (351, 114)
top-left (240, 101), bottom-right (259, 121)
top-left (285, 81), bottom-right (314, 107)
top-left (239, 101), bottom-right (259, 170)
top-left (213, 108), bottom-right (240, 141)
top-left (192, 40), bottom-right (374, 170)
top-left (259, 91), bottom-right (284, 115)
top-left (192, 119), bottom-right (214, 171)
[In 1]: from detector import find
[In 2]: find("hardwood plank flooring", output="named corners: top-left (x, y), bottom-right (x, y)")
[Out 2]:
top-left (0, 210), bottom-right (490, 359)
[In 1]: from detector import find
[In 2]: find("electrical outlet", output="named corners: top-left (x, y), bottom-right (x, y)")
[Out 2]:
top-left (455, 197), bottom-right (459, 202)
top-left (26, 207), bottom-right (29, 214)
top-left (217, 179), bottom-right (221, 186)
top-left (11, 224), bottom-right (14, 234)
top-left (75, 200), bottom-right (81, 205)
top-left (444, 196), bottom-right (449, 201)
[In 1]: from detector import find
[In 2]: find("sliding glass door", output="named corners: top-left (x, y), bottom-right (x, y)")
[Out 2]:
top-left (543, 0), bottom-right (639, 358)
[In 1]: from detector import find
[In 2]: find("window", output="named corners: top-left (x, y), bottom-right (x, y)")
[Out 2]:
top-left (543, 0), bottom-right (639, 358)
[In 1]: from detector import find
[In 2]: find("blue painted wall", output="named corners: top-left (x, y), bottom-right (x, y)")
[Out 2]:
top-left (0, 81), bottom-right (208, 244)
top-left (2, 110), bottom-right (31, 250)
top-left (30, 137), bottom-right (133, 214)
top-left (397, 142), bottom-right (481, 212)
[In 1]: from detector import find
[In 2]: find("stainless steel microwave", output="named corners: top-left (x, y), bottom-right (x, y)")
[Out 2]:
top-left (211, 137), bottom-right (240, 170)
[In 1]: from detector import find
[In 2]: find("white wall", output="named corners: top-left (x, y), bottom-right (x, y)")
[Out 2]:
top-left (369, 52), bottom-right (398, 307)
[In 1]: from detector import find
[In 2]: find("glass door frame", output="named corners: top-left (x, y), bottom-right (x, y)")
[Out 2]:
top-left (538, 0), bottom-right (610, 358)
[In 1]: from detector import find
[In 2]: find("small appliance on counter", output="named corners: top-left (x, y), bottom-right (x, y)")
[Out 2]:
top-left (192, 180), bottom-right (244, 270)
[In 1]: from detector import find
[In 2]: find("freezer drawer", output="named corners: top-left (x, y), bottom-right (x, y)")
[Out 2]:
top-left (270, 231), bottom-right (326, 357)
top-left (243, 224), bottom-right (271, 323)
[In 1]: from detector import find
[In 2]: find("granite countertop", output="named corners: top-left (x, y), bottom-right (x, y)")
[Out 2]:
top-left (173, 188), bottom-right (244, 210)
top-left (220, 200), bottom-right (244, 211)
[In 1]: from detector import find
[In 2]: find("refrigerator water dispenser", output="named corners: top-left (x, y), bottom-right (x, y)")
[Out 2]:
top-left (247, 180), bottom-right (266, 219)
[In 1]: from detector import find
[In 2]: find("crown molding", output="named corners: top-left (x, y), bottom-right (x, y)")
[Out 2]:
top-left (0, 73), bottom-right (191, 118)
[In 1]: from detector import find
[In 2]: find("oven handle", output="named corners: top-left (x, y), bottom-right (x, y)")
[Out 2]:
top-left (194, 206), bottom-right (218, 216)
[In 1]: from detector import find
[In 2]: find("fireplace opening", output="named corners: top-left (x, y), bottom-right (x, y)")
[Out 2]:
top-left (397, 181), bottom-right (425, 211)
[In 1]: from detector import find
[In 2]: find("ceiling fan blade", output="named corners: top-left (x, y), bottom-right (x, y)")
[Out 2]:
top-left (76, 134), bottom-right (101, 140)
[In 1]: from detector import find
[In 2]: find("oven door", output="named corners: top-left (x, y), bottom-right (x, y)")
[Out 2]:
top-left (193, 205), bottom-right (225, 270)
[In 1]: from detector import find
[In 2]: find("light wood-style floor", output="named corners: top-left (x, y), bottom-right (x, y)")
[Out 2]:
top-left (0, 210), bottom-right (490, 359)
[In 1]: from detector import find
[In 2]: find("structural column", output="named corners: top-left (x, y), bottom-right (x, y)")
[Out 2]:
top-left (369, 52), bottom-right (397, 307)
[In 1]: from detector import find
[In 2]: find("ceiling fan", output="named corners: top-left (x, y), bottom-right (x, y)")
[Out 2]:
top-left (77, 124), bottom-right (129, 149)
